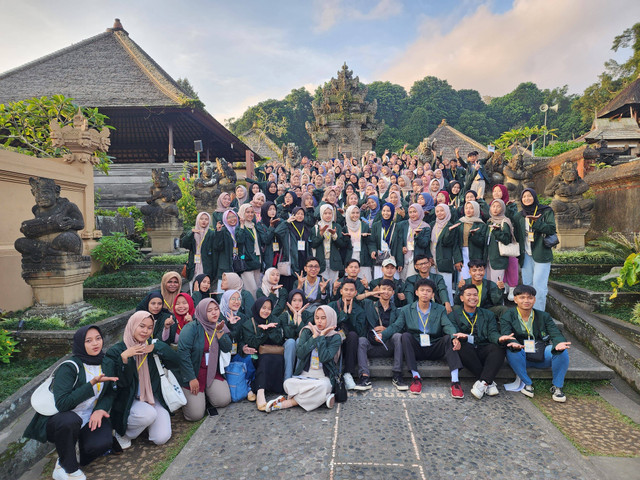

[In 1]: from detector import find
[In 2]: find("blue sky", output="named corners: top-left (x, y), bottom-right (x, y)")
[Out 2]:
top-left (1, 0), bottom-right (638, 122)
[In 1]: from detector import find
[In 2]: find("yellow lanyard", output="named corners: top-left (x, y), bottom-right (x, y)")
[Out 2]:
top-left (196, 231), bottom-right (207, 253)
top-left (292, 223), bottom-right (305, 239)
top-left (517, 308), bottom-right (535, 339)
top-left (462, 311), bottom-right (478, 335)
top-left (84, 365), bottom-right (102, 393)
top-left (137, 353), bottom-right (149, 371)
top-left (163, 299), bottom-right (173, 312)
top-left (477, 283), bottom-right (483, 303)
top-left (246, 227), bottom-right (256, 241)
top-left (418, 308), bottom-right (430, 333)
top-left (528, 206), bottom-right (538, 229)
top-left (205, 330), bottom-right (215, 349)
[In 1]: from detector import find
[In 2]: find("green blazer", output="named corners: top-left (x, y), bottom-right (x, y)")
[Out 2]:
top-left (255, 288), bottom-right (288, 317)
top-left (404, 273), bottom-right (450, 305)
top-left (310, 221), bottom-right (346, 272)
top-left (448, 306), bottom-right (500, 346)
top-left (24, 357), bottom-right (114, 443)
top-left (429, 220), bottom-right (462, 273)
top-left (454, 279), bottom-right (504, 310)
top-left (370, 221), bottom-right (403, 266)
top-left (274, 220), bottom-right (312, 275)
top-left (102, 341), bottom-right (180, 435)
top-left (238, 225), bottom-right (263, 271)
top-left (342, 221), bottom-right (375, 267)
top-left (396, 220), bottom-right (432, 266)
top-left (455, 221), bottom-right (487, 263)
top-left (212, 227), bottom-right (246, 280)
top-left (382, 301), bottom-right (456, 343)
top-left (237, 314), bottom-right (284, 351)
top-left (257, 222), bottom-right (276, 271)
top-left (294, 328), bottom-right (341, 390)
top-left (513, 208), bottom-right (556, 264)
top-left (500, 307), bottom-right (566, 351)
top-left (329, 299), bottom-right (366, 337)
top-left (486, 221), bottom-right (514, 270)
top-left (180, 229), bottom-right (215, 281)
top-left (279, 309), bottom-right (313, 340)
top-left (177, 320), bottom-right (232, 387)
top-left (152, 310), bottom-right (175, 344)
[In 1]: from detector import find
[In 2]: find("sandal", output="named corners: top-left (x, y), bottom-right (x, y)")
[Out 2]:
top-left (265, 395), bottom-right (286, 413)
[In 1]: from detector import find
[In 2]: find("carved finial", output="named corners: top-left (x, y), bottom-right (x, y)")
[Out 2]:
top-left (440, 119), bottom-right (447, 126)
top-left (107, 18), bottom-right (127, 34)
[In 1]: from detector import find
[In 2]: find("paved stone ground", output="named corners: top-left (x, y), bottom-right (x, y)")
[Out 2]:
top-left (162, 379), bottom-right (602, 480)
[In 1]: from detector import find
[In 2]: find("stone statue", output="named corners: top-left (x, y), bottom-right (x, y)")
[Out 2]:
top-left (503, 152), bottom-right (534, 200)
top-left (544, 161), bottom-right (594, 225)
top-left (15, 177), bottom-right (84, 263)
top-left (282, 143), bottom-right (301, 170)
top-left (140, 168), bottom-right (182, 218)
top-left (193, 158), bottom-right (237, 209)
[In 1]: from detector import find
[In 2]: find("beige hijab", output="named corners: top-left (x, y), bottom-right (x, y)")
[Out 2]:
top-left (123, 311), bottom-right (155, 405)
top-left (160, 272), bottom-right (182, 313)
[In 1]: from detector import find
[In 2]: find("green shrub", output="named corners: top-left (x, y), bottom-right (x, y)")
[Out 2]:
top-left (172, 163), bottom-right (198, 225)
top-left (0, 329), bottom-right (20, 364)
top-left (91, 233), bottom-right (140, 270)
top-left (535, 141), bottom-right (585, 158)
top-left (589, 232), bottom-right (640, 263)
top-left (84, 270), bottom-right (163, 288)
top-left (149, 253), bottom-right (188, 265)
top-left (553, 249), bottom-right (620, 265)
top-left (632, 302), bottom-right (640, 326)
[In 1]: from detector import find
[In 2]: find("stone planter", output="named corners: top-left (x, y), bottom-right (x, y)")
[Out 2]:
top-left (550, 264), bottom-right (615, 275)
top-left (548, 280), bottom-right (640, 308)
top-left (83, 284), bottom-right (160, 300)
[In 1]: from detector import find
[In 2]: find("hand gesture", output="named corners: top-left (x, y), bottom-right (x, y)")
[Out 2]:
top-left (243, 345), bottom-right (257, 355)
top-left (164, 316), bottom-right (175, 329)
top-left (216, 221), bottom-right (223, 232)
top-left (507, 342), bottom-right (524, 349)
top-left (470, 228), bottom-right (479, 234)
top-left (496, 278), bottom-right (505, 290)
top-left (288, 217), bottom-right (295, 223)
top-left (397, 292), bottom-right (406, 301)
top-left (320, 278), bottom-right (330, 292)
top-left (184, 313), bottom-right (193, 324)
top-left (122, 344), bottom-right (147, 361)
top-left (453, 332), bottom-right (468, 340)
top-left (320, 326), bottom-right (334, 336)
top-left (226, 312), bottom-right (241, 325)
top-left (90, 373), bottom-right (119, 386)
top-left (445, 302), bottom-right (453, 314)
top-left (333, 281), bottom-right (341, 294)
top-left (449, 223), bottom-right (461, 231)
top-left (327, 228), bottom-right (336, 235)
top-left (458, 278), bottom-right (466, 289)
top-left (371, 251), bottom-right (377, 259)
top-left (295, 272), bottom-right (304, 289)
top-left (270, 218), bottom-right (280, 226)
top-left (88, 409), bottom-right (110, 431)
top-left (499, 333), bottom-right (515, 343)
top-left (189, 378), bottom-right (199, 395)
top-left (271, 284), bottom-right (283, 292)
top-left (320, 225), bottom-right (328, 235)
top-left (452, 337), bottom-right (461, 351)
top-left (215, 320), bottom-right (225, 331)
top-left (454, 147), bottom-right (459, 157)
top-left (403, 246), bottom-right (408, 254)
top-left (310, 322), bottom-right (320, 338)
top-left (555, 342), bottom-right (571, 351)
top-left (361, 277), bottom-right (369, 289)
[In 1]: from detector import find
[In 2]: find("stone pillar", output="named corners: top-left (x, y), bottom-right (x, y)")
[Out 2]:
top-left (146, 216), bottom-right (183, 253)
top-left (168, 124), bottom-right (175, 164)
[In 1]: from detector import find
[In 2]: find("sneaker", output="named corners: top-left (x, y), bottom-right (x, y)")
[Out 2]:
top-left (114, 432), bottom-right (131, 450)
top-left (486, 381), bottom-right (499, 396)
top-left (353, 375), bottom-right (372, 391)
top-left (52, 463), bottom-right (86, 480)
top-left (343, 372), bottom-right (356, 390)
top-left (451, 382), bottom-right (464, 399)
top-left (392, 374), bottom-right (409, 391)
top-left (326, 393), bottom-right (335, 409)
top-left (521, 384), bottom-right (535, 398)
top-left (409, 376), bottom-right (422, 395)
top-left (247, 391), bottom-right (257, 402)
top-left (265, 395), bottom-right (286, 413)
top-left (551, 386), bottom-right (566, 403)
top-left (470, 380), bottom-right (487, 400)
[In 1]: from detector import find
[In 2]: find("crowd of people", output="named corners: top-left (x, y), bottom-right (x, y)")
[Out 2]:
top-left (26, 148), bottom-right (571, 480)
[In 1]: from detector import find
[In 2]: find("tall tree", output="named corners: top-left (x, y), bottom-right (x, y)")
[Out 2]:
top-left (365, 81), bottom-right (408, 129)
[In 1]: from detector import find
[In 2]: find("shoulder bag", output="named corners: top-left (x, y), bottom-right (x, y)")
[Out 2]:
top-left (31, 360), bottom-right (80, 416)
top-left (498, 223), bottom-right (520, 258)
top-left (251, 319), bottom-right (284, 355)
top-left (152, 341), bottom-right (187, 412)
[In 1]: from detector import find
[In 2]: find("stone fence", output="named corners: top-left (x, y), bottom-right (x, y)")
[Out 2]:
top-left (0, 149), bottom-right (101, 312)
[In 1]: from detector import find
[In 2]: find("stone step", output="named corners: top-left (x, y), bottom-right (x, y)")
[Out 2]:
top-left (368, 347), bottom-right (614, 380)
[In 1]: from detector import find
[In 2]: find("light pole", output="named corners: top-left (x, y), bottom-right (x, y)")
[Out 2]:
top-left (194, 140), bottom-right (203, 177)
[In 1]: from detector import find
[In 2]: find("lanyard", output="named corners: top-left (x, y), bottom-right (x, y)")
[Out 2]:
top-left (84, 365), bottom-right (102, 393)
top-left (418, 308), bottom-right (430, 333)
top-left (164, 299), bottom-right (173, 312)
top-left (462, 310), bottom-right (477, 335)
top-left (196, 230), bottom-right (208, 253)
top-left (517, 308), bottom-right (534, 339)
top-left (292, 223), bottom-right (305, 239)
top-left (528, 206), bottom-right (538, 229)
top-left (246, 227), bottom-right (256, 241)
top-left (205, 330), bottom-right (215, 349)
top-left (477, 283), bottom-right (483, 303)
top-left (137, 353), bottom-right (149, 371)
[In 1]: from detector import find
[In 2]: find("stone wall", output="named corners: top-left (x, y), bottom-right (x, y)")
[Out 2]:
top-left (0, 149), bottom-right (100, 311)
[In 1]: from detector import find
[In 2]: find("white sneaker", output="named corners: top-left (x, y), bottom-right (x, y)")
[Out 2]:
top-left (114, 432), bottom-right (131, 450)
top-left (343, 372), bottom-right (356, 390)
top-left (486, 381), bottom-right (499, 396)
top-left (326, 393), bottom-right (335, 409)
top-left (471, 380), bottom-right (488, 399)
top-left (52, 463), bottom-right (86, 480)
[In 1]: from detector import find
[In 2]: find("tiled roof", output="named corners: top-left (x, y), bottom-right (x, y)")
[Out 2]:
top-left (426, 120), bottom-right (489, 158)
top-left (597, 75), bottom-right (640, 119)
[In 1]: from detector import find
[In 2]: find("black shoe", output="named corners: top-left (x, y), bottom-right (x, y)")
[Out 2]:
top-left (353, 375), bottom-right (372, 391)
top-left (206, 405), bottom-right (219, 416)
top-left (392, 374), bottom-right (409, 391)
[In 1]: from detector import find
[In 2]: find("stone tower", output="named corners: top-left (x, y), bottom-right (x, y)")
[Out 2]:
top-left (306, 63), bottom-right (384, 161)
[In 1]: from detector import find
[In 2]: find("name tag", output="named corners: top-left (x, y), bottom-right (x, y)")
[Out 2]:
top-left (205, 352), bottom-right (210, 365)
top-left (407, 240), bottom-right (414, 251)
top-left (524, 339), bottom-right (535, 353)
top-left (298, 240), bottom-right (306, 251)
top-left (420, 334), bottom-right (431, 347)
top-left (273, 242), bottom-right (280, 252)
top-left (311, 355), bottom-right (320, 369)
top-left (353, 242), bottom-right (361, 252)
top-left (194, 254), bottom-right (201, 264)
top-left (231, 343), bottom-right (237, 355)
top-left (527, 231), bottom-right (535, 243)
top-left (338, 329), bottom-right (346, 341)
top-left (233, 247), bottom-right (239, 256)
top-left (467, 334), bottom-right (474, 345)
top-left (382, 240), bottom-right (389, 251)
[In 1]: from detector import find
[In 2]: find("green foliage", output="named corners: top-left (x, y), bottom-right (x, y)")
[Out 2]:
top-left (365, 81), bottom-right (408, 129)
top-left (84, 269), bottom-right (163, 288)
top-left (149, 253), bottom-right (189, 264)
top-left (631, 302), bottom-right (640, 326)
top-left (91, 232), bottom-right (140, 271)
top-left (494, 126), bottom-right (557, 159)
top-left (538, 195), bottom-right (552, 206)
top-left (170, 163), bottom-right (198, 226)
top-left (0, 95), bottom-right (114, 174)
top-left (0, 357), bottom-right (59, 402)
top-left (176, 77), bottom-right (202, 102)
top-left (552, 249), bottom-right (620, 265)
top-left (611, 253), bottom-right (640, 299)
top-left (589, 232), bottom-right (640, 263)
top-left (0, 329), bottom-right (20, 364)
top-left (535, 141), bottom-right (585, 158)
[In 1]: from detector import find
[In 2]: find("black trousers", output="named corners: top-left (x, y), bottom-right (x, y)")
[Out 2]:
top-left (457, 342), bottom-right (506, 384)
top-left (46, 411), bottom-right (112, 473)
top-left (401, 333), bottom-right (463, 373)
top-left (342, 330), bottom-right (359, 376)
top-left (253, 353), bottom-right (284, 394)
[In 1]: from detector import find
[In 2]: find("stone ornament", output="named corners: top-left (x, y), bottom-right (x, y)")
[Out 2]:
top-left (544, 161), bottom-right (594, 228)
top-left (140, 168), bottom-right (182, 220)
top-left (193, 157), bottom-right (237, 209)
top-left (282, 143), bottom-right (301, 170)
top-left (49, 108), bottom-right (110, 165)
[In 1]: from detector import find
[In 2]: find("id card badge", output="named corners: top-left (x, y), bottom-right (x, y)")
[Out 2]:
top-left (311, 354), bottom-right (320, 369)
top-left (297, 240), bottom-right (306, 251)
top-left (233, 247), bottom-right (239, 256)
top-left (194, 254), bottom-right (202, 264)
top-left (420, 334), bottom-right (431, 347)
top-left (273, 242), bottom-right (280, 252)
top-left (338, 329), bottom-right (347, 342)
top-left (407, 240), bottom-right (414, 251)
top-left (467, 334), bottom-right (475, 345)
top-left (527, 230), bottom-right (535, 243)
top-left (231, 343), bottom-right (237, 355)
top-left (205, 353), bottom-right (210, 365)
top-left (524, 339), bottom-right (535, 353)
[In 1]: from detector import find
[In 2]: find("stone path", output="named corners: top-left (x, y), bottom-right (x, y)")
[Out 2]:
top-left (162, 379), bottom-right (603, 480)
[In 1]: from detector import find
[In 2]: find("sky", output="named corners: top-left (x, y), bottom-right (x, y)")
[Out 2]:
top-left (1, 0), bottom-right (639, 123)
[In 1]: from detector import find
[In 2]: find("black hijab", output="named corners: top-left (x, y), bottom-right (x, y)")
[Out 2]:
top-left (136, 291), bottom-right (164, 313)
top-left (520, 188), bottom-right (548, 216)
top-left (193, 274), bottom-right (211, 294)
top-left (288, 288), bottom-right (307, 308)
top-left (261, 201), bottom-right (276, 227)
top-left (252, 296), bottom-right (273, 323)
top-left (284, 190), bottom-right (300, 208)
top-left (72, 325), bottom-right (105, 365)
top-left (289, 206), bottom-right (310, 240)
top-left (265, 181), bottom-right (278, 202)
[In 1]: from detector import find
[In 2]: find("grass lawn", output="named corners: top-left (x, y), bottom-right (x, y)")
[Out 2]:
top-left (596, 303), bottom-right (637, 325)
top-left (0, 356), bottom-right (59, 402)
top-left (84, 269), bottom-right (164, 288)
top-left (551, 274), bottom-right (640, 293)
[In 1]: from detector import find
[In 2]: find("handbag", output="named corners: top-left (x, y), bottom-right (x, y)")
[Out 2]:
top-left (31, 360), bottom-right (79, 416)
top-left (498, 238), bottom-right (520, 257)
top-left (151, 342), bottom-right (187, 412)
top-left (525, 340), bottom-right (547, 363)
top-left (258, 344), bottom-right (285, 355)
top-left (232, 254), bottom-right (247, 273)
top-left (334, 356), bottom-right (347, 403)
top-left (277, 260), bottom-right (292, 276)
top-left (543, 233), bottom-right (559, 249)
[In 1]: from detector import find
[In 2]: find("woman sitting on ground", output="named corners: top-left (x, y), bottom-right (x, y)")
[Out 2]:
top-left (265, 305), bottom-right (341, 412)
top-left (104, 311), bottom-right (181, 449)
top-left (279, 289), bottom-right (312, 381)
top-left (24, 325), bottom-right (118, 480)
top-left (256, 267), bottom-right (288, 317)
top-left (163, 292), bottom-right (195, 344)
top-left (178, 298), bottom-right (232, 421)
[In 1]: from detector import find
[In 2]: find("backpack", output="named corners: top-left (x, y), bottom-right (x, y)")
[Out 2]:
top-left (226, 361), bottom-right (250, 402)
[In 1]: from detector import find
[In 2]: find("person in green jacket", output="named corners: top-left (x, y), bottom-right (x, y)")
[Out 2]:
top-left (455, 259), bottom-right (506, 317)
top-left (219, 289), bottom-right (248, 352)
top-left (485, 199), bottom-right (516, 285)
top-left (274, 207), bottom-right (313, 292)
top-left (513, 188), bottom-right (556, 310)
top-left (370, 202), bottom-right (404, 279)
top-left (429, 204), bottom-right (463, 305)
top-left (238, 203), bottom-right (264, 299)
top-left (190, 274), bottom-right (212, 306)
top-left (212, 192), bottom-right (233, 225)
top-left (180, 212), bottom-right (215, 292)
top-left (311, 204), bottom-right (345, 282)
top-left (265, 305), bottom-right (341, 412)
top-left (397, 203), bottom-right (432, 281)
top-left (448, 284), bottom-right (511, 400)
top-left (500, 285), bottom-right (571, 402)
top-left (342, 205), bottom-right (375, 282)
top-left (103, 311), bottom-right (181, 449)
top-left (491, 184), bottom-right (520, 301)
top-left (403, 254), bottom-right (450, 310)
top-left (178, 298), bottom-right (232, 421)
top-left (24, 326), bottom-right (118, 479)
top-left (212, 210), bottom-right (246, 283)
top-left (279, 289), bottom-right (313, 380)
top-left (215, 272), bottom-right (254, 317)
top-left (452, 201), bottom-right (487, 281)
top-left (137, 292), bottom-right (174, 342)
top-left (382, 277), bottom-right (464, 398)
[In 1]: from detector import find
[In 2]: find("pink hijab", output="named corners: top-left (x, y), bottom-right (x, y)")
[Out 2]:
top-left (123, 311), bottom-right (155, 405)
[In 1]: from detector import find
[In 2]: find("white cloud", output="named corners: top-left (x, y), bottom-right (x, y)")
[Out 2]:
top-left (313, 0), bottom-right (403, 32)
top-left (380, 0), bottom-right (640, 97)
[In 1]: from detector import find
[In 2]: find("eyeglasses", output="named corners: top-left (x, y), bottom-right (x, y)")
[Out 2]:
top-left (415, 262), bottom-right (429, 267)
top-left (306, 265), bottom-right (320, 269)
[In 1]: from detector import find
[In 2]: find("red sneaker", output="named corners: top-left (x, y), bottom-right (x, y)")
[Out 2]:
top-left (451, 382), bottom-right (464, 399)
top-left (410, 376), bottom-right (422, 395)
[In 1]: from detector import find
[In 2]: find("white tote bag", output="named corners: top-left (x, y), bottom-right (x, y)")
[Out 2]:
top-left (31, 360), bottom-right (79, 416)
top-left (152, 346), bottom-right (187, 412)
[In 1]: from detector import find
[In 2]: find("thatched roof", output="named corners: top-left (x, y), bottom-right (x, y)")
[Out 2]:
top-left (426, 119), bottom-right (488, 159)
top-left (597, 75), bottom-right (640, 119)
top-left (240, 128), bottom-right (282, 160)
top-left (585, 118), bottom-right (640, 143)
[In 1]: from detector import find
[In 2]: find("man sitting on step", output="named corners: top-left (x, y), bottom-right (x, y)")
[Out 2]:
top-left (403, 255), bottom-right (452, 313)
top-left (454, 259), bottom-right (506, 318)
